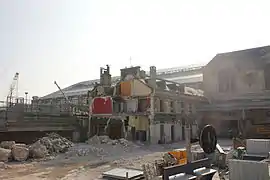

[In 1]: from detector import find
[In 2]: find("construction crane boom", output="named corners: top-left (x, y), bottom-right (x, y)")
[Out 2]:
top-left (54, 81), bottom-right (71, 104)
top-left (7, 72), bottom-right (19, 105)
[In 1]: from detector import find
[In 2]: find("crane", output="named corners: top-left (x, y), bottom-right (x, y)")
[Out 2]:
top-left (54, 81), bottom-right (89, 116)
top-left (54, 81), bottom-right (71, 104)
top-left (7, 72), bottom-right (19, 106)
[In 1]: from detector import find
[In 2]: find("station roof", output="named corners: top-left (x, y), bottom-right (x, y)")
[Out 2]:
top-left (41, 64), bottom-right (204, 99)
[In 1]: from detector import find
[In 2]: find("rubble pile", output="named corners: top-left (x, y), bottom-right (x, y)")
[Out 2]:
top-left (64, 135), bottom-right (135, 158)
top-left (65, 145), bottom-right (107, 158)
top-left (37, 133), bottom-right (73, 154)
top-left (86, 135), bottom-right (132, 147)
top-left (0, 133), bottom-right (73, 163)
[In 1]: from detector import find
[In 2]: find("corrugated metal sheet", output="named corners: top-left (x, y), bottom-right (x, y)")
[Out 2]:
top-left (229, 159), bottom-right (269, 180)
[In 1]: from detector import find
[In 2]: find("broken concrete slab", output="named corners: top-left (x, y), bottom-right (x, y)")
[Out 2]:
top-left (0, 141), bottom-right (15, 149)
top-left (102, 168), bottom-right (144, 180)
top-left (29, 141), bottom-right (48, 159)
top-left (0, 148), bottom-right (11, 162)
top-left (13, 143), bottom-right (27, 148)
top-left (246, 139), bottom-right (270, 155)
top-left (0, 162), bottom-right (6, 169)
top-left (11, 145), bottom-right (29, 161)
top-left (229, 159), bottom-right (269, 180)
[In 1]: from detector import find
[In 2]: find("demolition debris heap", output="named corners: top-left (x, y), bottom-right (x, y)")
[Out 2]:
top-left (0, 133), bottom-right (73, 162)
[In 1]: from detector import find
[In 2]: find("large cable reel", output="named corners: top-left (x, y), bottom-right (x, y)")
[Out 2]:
top-left (199, 125), bottom-right (217, 154)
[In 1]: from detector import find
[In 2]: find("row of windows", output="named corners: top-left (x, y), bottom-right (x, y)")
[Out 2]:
top-left (160, 99), bottom-right (193, 113)
top-left (39, 96), bottom-right (88, 105)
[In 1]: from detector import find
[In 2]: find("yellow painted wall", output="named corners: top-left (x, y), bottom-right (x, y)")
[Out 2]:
top-left (128, 116), bottom-right (149, 131)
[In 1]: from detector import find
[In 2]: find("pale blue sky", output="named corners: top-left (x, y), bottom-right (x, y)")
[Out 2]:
top-left (0, 0), bottom-right (270, 100)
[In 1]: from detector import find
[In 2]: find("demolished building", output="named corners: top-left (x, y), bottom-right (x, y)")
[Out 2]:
top-left (39, 64), bottom-right (204, 106)
top-left (199, 45), bottom-right (270, 138)
top-left (88, 65), bottom-right (206, 143)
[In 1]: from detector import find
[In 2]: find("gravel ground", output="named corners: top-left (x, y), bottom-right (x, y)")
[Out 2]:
top-left (0, 139), bottom-right (232, 180)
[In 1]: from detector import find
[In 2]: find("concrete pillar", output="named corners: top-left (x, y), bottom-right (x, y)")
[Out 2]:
top-left (155, 98), bottom-right (160, 112)
top-left (88, 116), bottom-right (92, 137)
top-left (185, 125), bottom-right (192, 163)
top-left (148, 94), bottom-right (155, 143)
top-left (174, 123), bottom-right (182, 141)
top-left (172, 101), bottom-right (177, 113)
top-left (121, 118), bottom-right (127, 139)
top-left (72, 131), bottom-right (80, 142)
top-left (148, 66), bottom-right (156, 143)
top-left (149, 66), bottom-right (157, 89)
top-left (164, 123), bottom-right (171, 143)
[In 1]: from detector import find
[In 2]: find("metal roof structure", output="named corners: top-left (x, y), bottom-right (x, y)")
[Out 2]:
top-left (41, 64), bottom-right (204, 99)
top-left (208, 45), bottom-right (270, 67)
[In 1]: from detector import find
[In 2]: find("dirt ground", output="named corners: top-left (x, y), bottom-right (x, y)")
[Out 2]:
top-left (0, 139), bottom-right (232, 180)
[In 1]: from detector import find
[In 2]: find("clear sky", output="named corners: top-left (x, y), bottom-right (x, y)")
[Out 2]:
top-left (0, 0), bottom-right (270, 100)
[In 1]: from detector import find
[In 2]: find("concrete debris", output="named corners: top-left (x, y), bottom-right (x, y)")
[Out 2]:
top-left (142, 163), bottom-right (158, 180)
top-left (0, 148), bottom-right (11, 162)
top-left (67, 145), bottom-right (108, 158)
top-left (11, 145), bottom-right (29, 162)
top-left (73, 148), bottom-right (90, 157)
top-left (0, 141), bottom-right (15, 149)
top-left (111, 158), bottom-right (135, 167)
top-left (87, 135), bottom-right (132, 147)
top-left (38, 133), bottom-right (73, 154)
top-left (0, 162), bottom-right (6, 169)
top-left (191, 145), bottom-right (206, 161)
top-left (13, 143), bottom-right (27, 148)
top-left (163, 153), bottom-right (177, 165)
top-left (0, 133), bottom-right (72, 162)
top-left (29, 141), bottom-right (48, 158)
top-left (64, 136), bottom-right (136, 159)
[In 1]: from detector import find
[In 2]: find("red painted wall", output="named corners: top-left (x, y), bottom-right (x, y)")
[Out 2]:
top-left (90, 96), bottom-right (113, 114)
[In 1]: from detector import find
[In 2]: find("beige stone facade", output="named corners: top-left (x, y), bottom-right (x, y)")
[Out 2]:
top-left (200, 46), bottom-right (270, 138)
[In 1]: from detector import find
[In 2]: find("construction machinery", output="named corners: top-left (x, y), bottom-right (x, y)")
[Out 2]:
top-left (161, 125), bottom-right (218, 180)
top-left (6, 72), bottom-right (19, 106)
top-left (54, 81), bottom-right (89, 116)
